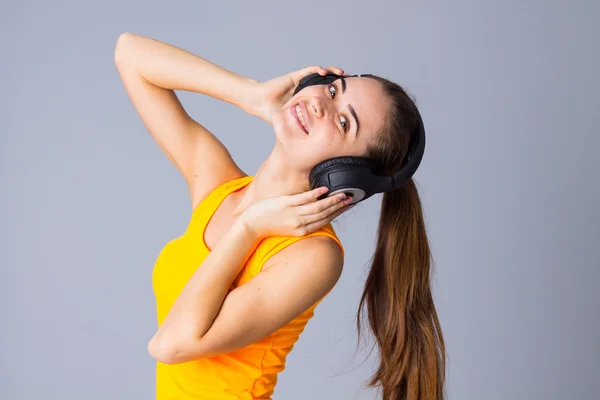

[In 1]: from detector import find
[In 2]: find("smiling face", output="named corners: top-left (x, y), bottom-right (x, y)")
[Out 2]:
top-left (271, 76), bottom-right (390, 173)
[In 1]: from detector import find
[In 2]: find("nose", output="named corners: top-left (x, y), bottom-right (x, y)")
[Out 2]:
top-left (308, 96), bottom-right (331, 119)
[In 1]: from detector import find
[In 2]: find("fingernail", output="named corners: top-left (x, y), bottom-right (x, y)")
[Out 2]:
top-left (321, 187), bottom-right (329, 194)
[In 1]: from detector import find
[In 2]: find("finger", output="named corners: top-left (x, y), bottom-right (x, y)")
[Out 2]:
top-left (327, 203), bottom-right (350, 222)
top-left (325, 66), bottom-right (344, 75)
top-left (295, 65), bottom-right (342, 82)
top-left (288, 186), bottom-right (329, 206)
top-left (304, 203), bottom-right (350, 232)
top-left (305, 65), bottom-right (327, 76)
top-left (297, 192), bottom-right (347, 216)
top-left (291, 65), bottom-right (327, 85)
top-left (301, 194), bottom-right (350, 223)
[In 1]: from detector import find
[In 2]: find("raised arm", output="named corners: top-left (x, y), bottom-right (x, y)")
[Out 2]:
top-left (113, 33), bottom-right (257, 208)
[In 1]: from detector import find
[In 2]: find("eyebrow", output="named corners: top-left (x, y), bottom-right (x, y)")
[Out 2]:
top-left (339, 77), bottom-right (360, 137)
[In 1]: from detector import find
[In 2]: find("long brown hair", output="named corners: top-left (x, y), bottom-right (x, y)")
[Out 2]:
top-left (356, 75), bottom-right (446, 399)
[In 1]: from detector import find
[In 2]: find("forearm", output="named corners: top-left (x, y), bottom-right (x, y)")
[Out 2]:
top-left (114, 32), bottom-right (258, 111)
top-left (150, 220), bottom-right (259, 355)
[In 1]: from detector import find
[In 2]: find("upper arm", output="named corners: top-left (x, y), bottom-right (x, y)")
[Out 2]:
top-left (114, 36), bottom-right (243, 208)
top-left (158, 236), bottom-right (343, 364)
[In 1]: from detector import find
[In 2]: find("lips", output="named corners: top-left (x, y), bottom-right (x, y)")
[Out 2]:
top-left (291, 103), bottom-right (309, 134)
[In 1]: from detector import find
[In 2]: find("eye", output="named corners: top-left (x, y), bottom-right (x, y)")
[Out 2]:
top-left (328, 84), bottom-right (337, 99)
top-left (328, 84), bottom-right (350, 133)
top-left (340, 115), bottom-right (349, 132)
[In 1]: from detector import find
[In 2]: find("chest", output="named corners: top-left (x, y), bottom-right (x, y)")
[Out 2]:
top-left (152, 204), bottom-right (247, 321)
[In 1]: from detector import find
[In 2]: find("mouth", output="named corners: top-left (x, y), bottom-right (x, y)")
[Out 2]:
top-left (291, 102), bottom-right (309, 134)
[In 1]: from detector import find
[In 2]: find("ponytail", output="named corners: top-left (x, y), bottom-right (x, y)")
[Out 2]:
top-left (356, 179), bottom-right (446, 399)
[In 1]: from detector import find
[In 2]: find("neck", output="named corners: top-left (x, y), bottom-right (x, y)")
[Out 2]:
top-left (232, 148), bottom-right (312, 216)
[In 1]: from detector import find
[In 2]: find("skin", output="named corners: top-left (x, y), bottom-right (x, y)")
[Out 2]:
top-left (231, 76), bottom-right (390, 219)
top-left (115, 33), bottom-right (390, 364)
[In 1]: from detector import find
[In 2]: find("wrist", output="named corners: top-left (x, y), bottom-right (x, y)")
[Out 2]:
top-left (232, 217), bottom-right (263, 244)
top-left (235, 77), bottom-right (262, 116)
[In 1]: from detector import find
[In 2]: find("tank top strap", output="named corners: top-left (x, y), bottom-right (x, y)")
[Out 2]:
top-left (248, 223), bottom-right (344, 279)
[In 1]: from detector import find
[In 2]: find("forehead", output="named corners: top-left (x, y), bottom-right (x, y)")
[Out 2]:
top-left (341, 77), bottom-right (389, 135)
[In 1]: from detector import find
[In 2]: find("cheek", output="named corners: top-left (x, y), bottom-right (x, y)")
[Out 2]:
top-left (272, 108), bottom-right (284, 126)
top-left (304, 130), bottom-right (340, 162)
top-left (271, 108), bottom-right (290, 135)
top-left (312, 122), bottom-right (340, 143)
top-left (282, 96), bottom-right (295, 109)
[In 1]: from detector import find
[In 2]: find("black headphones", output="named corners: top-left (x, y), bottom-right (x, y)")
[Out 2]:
top-left (292, 73), bottom-right (426, 205)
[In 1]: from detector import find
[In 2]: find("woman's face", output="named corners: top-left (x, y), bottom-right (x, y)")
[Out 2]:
top-left (272, 76), bottom-right (389, 172)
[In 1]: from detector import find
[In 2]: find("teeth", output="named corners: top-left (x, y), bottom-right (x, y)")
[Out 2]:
top-left (295, 105), bottom-right (308, 133)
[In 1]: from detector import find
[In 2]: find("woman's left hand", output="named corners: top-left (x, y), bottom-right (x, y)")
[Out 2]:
top-left (238, 187), bottom-right (352, 241)
top-left (247, 65), bottom-right (345, 124)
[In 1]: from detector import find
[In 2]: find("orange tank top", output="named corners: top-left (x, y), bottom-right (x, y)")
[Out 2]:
top-left (151, 176), bottom-right (344, 399)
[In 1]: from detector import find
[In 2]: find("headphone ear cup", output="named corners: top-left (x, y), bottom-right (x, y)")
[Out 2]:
top-left (309, 156), bottom-right (379, 202)
top-left (309, 156), bottom-right (377, 184)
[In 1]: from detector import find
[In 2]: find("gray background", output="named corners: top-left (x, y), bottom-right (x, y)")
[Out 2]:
top-left (2, 1), bottom-right (599, 399)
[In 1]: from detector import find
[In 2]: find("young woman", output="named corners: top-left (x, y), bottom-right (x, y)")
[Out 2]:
top-left (114, 33), bottom-right (445, 400)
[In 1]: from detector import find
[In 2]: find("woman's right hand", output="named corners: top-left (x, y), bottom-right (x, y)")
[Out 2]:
top-left (246, 65), bottom-right (345, 124)
top-left (237, 186), bottom-right (352, 241)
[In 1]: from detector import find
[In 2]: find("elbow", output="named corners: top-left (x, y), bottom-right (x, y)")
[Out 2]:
top-left (114, 32), bottom-right (136, 64)
top-left (148, 333), bottom-right (203, 365)
top-left (148, 334), bottom-right (179, 365)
